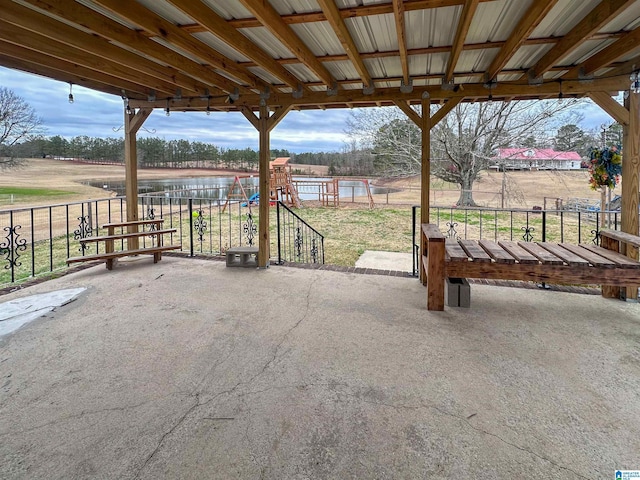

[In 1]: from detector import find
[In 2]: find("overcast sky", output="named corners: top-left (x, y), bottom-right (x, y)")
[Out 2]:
top-left (1, 66), bottom-right (619, 153)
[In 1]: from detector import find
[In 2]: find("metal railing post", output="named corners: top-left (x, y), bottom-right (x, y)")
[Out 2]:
top-left (188, 198), bottom-right (194, 257)
top-left (277, 200), bottom-right (282, 265)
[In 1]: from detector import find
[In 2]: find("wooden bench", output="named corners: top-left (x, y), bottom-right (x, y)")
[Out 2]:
top-left (421, 223), bottom-right (640, 310)
top-left (67, 219), bottom-right (181, 270)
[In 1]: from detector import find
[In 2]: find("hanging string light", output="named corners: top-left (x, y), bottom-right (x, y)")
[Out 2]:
top-left (68, 83), bottom-right (74, 104)
top-left (165, 98), bottom-right (170, 117)
top-left (206, 96), bottom-right (211, 115)
top-left (558, 79), bottom-right (563, 103)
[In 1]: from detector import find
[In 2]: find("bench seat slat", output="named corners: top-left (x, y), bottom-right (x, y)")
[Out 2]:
top-left (67, 245), bottom-right (181, 264)
top-left (518, 242), bottom-right (564, 265)
top-left (560, 243), bottom-right (616, 268)
top-left (103, 219), bottom-right (164, 229)
top-left (497, 241), bottom-right (539, 264)
top-left (445, 239), bottom-right (469, 262)
top-left (537, 242), bottom-right (590, 266)
top-left (79, 229), bottom-right (177, 243)
top-left (458, 239), bottom-right (492, 263)
top-left (478, 240), bottom-right (516, 264)
top-left (577, 244), bottom-right (640, 269)
top-left (600, 229), bottom-right (640, 248)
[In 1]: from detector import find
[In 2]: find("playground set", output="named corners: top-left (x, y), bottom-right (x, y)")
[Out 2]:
top-left (222, 157), bottom-right (375, 211)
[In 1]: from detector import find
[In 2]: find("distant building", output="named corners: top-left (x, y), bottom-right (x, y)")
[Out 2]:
top-left (492, 148), bottom-right (582, 171)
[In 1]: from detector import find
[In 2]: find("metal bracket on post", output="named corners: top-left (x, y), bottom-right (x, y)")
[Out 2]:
top-left (292, 84), bottom-right (303, 99)
top-left (441, 77), bottom-right (455, 91)
top-left (363, 84), bottom-right (375, 95)
top-left (526, 70), bottom-right (543, 86)
top-left (400, 78), bottom-right (414, 93)
top-left (327, 82), bottom-right (338, 97)
top-left (147, 90), bottom-right (156, 102)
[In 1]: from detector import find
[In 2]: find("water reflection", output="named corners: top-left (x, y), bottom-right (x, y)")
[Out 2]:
top-left (89, 176), bottom-right (392, 201)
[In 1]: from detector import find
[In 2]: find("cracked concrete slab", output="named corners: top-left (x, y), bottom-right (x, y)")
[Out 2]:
top-left (0, 257), bottom-right (639, 479)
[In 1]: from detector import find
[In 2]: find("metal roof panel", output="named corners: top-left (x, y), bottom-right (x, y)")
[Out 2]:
top-left (290, 22), bottom-right (346, 56)
top-left (531, 0), bottom-right (601, 38)
top-left (190, 32), bottom-right (251, 63)
top-left (134, 0), bottom-right (194, 26)
top-left (406, 6), bottom-right (459, 49)
top-left (467, 0), bottom-right (534, 43)
top-left (238, 26), bottom-right (294, 59)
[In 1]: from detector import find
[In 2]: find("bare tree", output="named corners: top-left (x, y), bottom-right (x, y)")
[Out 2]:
top-left (0, 87), bottom-right (44, 168)
top-left (346, 99), bottom-right (582, 206)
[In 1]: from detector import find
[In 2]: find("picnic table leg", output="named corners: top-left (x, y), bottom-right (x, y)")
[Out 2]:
top-left (427, 240), bottom-right (445, 311)
top-left (600, 236), bottom-right (620, 299)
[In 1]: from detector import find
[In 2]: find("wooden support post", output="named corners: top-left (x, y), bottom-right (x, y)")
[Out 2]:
top-left (258, 104), bottom-right (270, 267)
top-left (622, 91), bottom-right (640, 300)
top-left (420, 93), bottom-right (431, 283)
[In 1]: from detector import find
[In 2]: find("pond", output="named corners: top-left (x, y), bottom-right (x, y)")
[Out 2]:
top-left (88, 176), bottom-right (394, 202)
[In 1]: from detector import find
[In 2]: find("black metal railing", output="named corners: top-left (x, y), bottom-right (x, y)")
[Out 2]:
top-left (411, 205), bottom-right (625, 276)
top-left (1, 194), bottom-right (326, 287)
top-left (276, 201), bottom-right (324, 265)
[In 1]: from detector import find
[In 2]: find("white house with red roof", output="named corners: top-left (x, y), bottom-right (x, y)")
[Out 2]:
top-left (492, 148), bottom-right (582, 171)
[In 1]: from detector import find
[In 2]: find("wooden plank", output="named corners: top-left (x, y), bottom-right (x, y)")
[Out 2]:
top-left (518, 242), bottom-right (564, 265)
top-left (536, 242), bottom-right (590, 266)
top-left (79, 229), bottom-right (176, 244)
top-left (445, 262), bottom-right (640, 286)
top-left (445, 239), bottom-right (469, 262)
top-left (600, 229), bottom-right (640, 248)
top-left (458, 240), bottom-right (492, 263)
top-left (560, 243), bottom-right (616, 268)
top-left (425, 236), bottom-right (445, 311)
top-left (498, 241), bottom-right (539, 264)
top-left (103, 219), bottom-right (164, 228)
top-left (478, 239), bottom-right (516, 264)
top-left (578, 244), bottom-right (640, 269)
top-left (422, 224), bottom-right (445, 242)
top-left (67, 244), bottom-right (181, 264)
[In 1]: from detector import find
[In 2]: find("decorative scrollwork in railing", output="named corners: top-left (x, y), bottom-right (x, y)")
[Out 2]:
top-left (1, 225), bottom-right (27, 270)
top-left (521, 225), bottom-right (535, 242)
top-left (445, 221), bottom-right (459, 239)
top-left (294, 227), bottom-right (303, 259)
top-left (243, 211), bottom-right (257, 246)
top-left (73, 215), bottom-right (92, 253)
top-left (194, 210), bottom-right (207, 242)
top-left (591, 229), bottom-right (600, 245)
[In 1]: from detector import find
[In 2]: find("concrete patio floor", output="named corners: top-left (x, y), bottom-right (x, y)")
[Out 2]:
top-left (1, 256), bottom-right (639, 479)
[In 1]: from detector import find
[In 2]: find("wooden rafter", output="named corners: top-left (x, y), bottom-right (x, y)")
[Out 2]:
top-left (573, 26), bottom-right (640, 78)
top-left (0, 0), bottom-right (207, 96)
top-left (0, 21), bottom-right (179, 95)
top-left (529, 0), bottom-right (636, 79)
top-left (237, 0), bottom-right (336, 89)
top-left (486, 0), bottom-right (559, 81)
top-left (165, 0), bottom-right (306, 92)
top-left (91, 0), bottom-right (267, 91)
top-left (19, 0), bottom-right (239, 95)
top-left (445, 0), bottom-right (479, 84)
top-left (316, 0), bottom-right (373, 89)
top-left (393, 100), bottom-right (421, 126)
top-left (431, 97), bottom-right (463, 125)
top-left (588, 92), bottom-right (630, 126)
top-left (392, 0), bottom-right (410, 85)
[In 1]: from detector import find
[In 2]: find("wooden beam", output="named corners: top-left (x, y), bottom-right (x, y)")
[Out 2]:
top-left (588, 92), bottom-right (630, 126)
top-left (529, 0), bottom-right (636, 79)
top-left (131, 75), bottom-right (631, 110)
top-left (0, 41), bottom-right (150, 97)
top-left (431, 96), bottom-right (463, 126)
top-left (237, 0), bottom-right (336, 89)
top-left (240, 106), bottom-right (260, 130)
top-left (486, 0), bottom-right (559, 81)
top-left (91, 0), bottom-right (267, 91)
top-left (129, 108), bottom-right (152, 134)
top-left (420, 93), bottom-right (431, 283)
top-left (392, 0), bottom-right (410, 85)
top-left (0, 21), bottom-right (179, 96)
top-left (21, 0), bottom-right (240, 95)
top-left (445, 0), bottom-right (479, 83)
top-left (0, 0), bottom-right (206, 96)
top-left (393, 100), bottom-right (422, 127)
top-left (258, 104), bottom-right (270, 267)
top-left (223, 0), bottom-right (496, 29)
top-left (579, 26), bottom-right (640, 77)
top-left (622, 92), bottom-right (640, 300)
top-left (316, 0), bottom-right (373, 89)
top-left (165, 0), bottom-right (306, 92)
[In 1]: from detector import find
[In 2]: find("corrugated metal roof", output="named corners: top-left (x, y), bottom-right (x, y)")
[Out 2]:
top-left (406, 6), bottom-right (459, 49)
top-left (290, 22), bottom-right (345, 56)
top-left (457, 49), bottom-right (500, 75)
top-left (199, 0), bottom-right (252, 20)
top-left (269, 0), bottom-right (321, 15)
top-left (323, 60), bottom-right (360, 82)
top-left (467, 0), bottom-right (534, 43)
top-left (346, 15), bottom-right (396, 53)
top-left (505, 45), bottom-right (553, 70)
top-left (600, 2), bottom-right (640, 32)
top-left (365, 56), bottom-right (402, 80)
top-left (561, 39), bottom-right (614, 66)
top-left (191, 32), bottom-right (251, 63)
top-left (531, 0), bottom-right (600, 38)
top-left (239, 27), bottom-right (294, 59)
top-left (135, 0), bottom-right (195, 26)
top-left (76, 0), bottom-right (139, 29)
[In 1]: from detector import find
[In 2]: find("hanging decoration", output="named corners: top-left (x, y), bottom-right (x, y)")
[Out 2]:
top-left (587, 145), bottom-right (622, 190)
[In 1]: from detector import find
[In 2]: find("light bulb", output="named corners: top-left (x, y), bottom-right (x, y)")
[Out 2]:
top-left (68, 93), bottom-right (74, 104)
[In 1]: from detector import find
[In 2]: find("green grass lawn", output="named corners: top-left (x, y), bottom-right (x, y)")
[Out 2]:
top-left (0, 187), bottom-right (72, 202)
